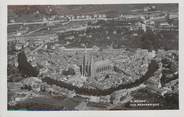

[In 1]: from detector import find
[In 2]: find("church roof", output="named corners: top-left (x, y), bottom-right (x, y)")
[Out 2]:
top-left (94, 59), bottom-right (112, 67)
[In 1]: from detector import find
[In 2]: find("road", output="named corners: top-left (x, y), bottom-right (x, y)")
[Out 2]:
top-left (8, 19), bottom-right (67, 26)
top-left (8, 17), bottom-right (119, 26)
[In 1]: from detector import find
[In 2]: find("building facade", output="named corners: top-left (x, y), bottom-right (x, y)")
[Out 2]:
top-left (81, 52), bottom-right (114, 79)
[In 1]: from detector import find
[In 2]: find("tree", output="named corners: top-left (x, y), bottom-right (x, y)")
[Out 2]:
top-left (17, 50), bottom-right (39, 77)
top-left (140, 31), bottom-right (161, 51)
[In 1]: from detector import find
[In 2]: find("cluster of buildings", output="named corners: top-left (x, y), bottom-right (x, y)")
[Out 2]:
top-left (7, 5), bottom-right (179, 110)
top-left (66, 14), bottom-right (107, 21)
top-left (8, 34), bottom-right (58, 53)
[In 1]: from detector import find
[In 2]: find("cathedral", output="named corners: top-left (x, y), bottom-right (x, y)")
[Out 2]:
top-left (80, 52), bottom-right (114, 78)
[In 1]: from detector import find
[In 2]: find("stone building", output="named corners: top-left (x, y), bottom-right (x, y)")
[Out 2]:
top-left (81, 51), bottom-right (114, 79)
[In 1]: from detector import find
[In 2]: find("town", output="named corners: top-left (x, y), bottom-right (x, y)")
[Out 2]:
top-left (7, 4), bottom-right (178, 110)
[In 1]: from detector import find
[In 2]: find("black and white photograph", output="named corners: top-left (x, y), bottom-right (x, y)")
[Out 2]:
top-left (6, 4), bottom-right (179, 111)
